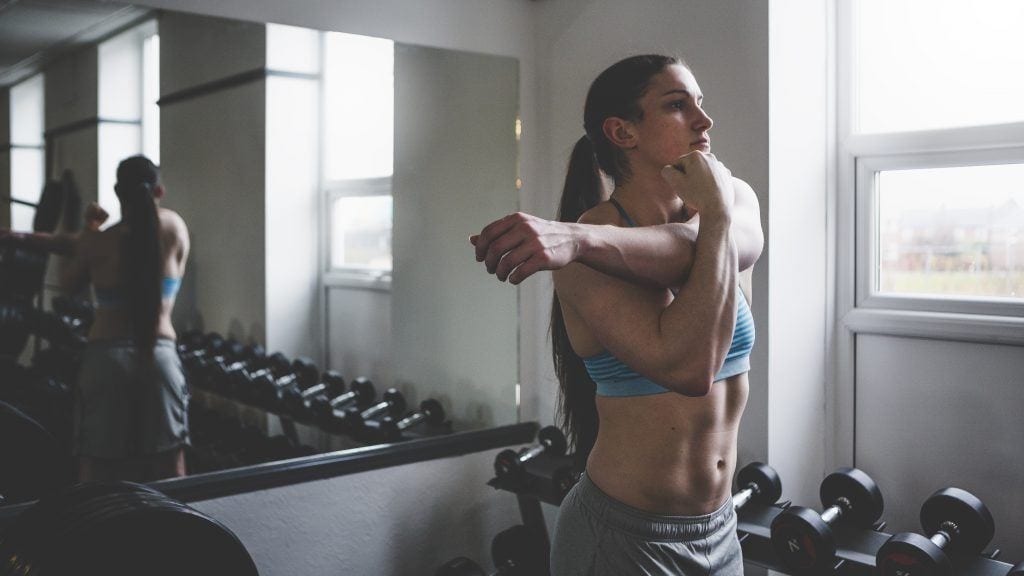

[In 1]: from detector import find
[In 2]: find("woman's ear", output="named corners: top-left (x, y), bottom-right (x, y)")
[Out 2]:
top-left (602, 117), bottom-right (638, 150)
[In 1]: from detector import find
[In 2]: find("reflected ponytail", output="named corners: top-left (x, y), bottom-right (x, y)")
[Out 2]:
top-left (115, 156), bottom-right (162, 359)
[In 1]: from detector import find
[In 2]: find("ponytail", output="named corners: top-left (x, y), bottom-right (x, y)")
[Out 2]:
top-left (115, 156), bottom-right (162, 359)
top-left (551, 136), bottom-right (603, 469)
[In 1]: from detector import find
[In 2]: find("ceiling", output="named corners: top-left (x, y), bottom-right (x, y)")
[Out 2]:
top-left (0, 0), bottom-right (150, 87)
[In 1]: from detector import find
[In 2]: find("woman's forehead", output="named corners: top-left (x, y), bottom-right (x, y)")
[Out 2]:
top-left (648, 64), bottom-right (702, 100)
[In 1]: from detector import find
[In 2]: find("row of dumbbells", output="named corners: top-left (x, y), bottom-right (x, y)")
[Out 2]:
top-left (729, 463), bottom-right (1024, 576)
top-left (492, 426), bottom-right (580, 502)
top-left (177, 332), bottom-right (451, 444)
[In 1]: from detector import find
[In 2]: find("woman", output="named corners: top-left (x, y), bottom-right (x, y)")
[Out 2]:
top-left (472, 55), bottom-right (763, 575)
top-left (3, 155), bottom-right (191, 482)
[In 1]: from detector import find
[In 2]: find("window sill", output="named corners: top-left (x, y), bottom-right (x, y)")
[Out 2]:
top-left (323, 271), bottom-right (392, 292)
top-left (842, 307), bottom-right (1024, 346)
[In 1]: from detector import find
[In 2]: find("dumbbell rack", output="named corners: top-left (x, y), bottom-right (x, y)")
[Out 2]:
top-left (486, 453), bottom-right (576, 576)
top-left (737, 503), bottom-right (1017, 576)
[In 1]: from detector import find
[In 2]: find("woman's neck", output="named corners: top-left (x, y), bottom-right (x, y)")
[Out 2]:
top-left (610, 169), bottom-right (687, 226)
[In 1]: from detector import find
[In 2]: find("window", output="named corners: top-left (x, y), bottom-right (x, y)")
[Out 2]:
top-left (97, 20), bottom-right (159, 226)
top-left (9, 74), bottom-right (45, 232)
top-left (321, 32), bottom-right (394, 285)
top-left (841, 0), bottom-right (1024, 320)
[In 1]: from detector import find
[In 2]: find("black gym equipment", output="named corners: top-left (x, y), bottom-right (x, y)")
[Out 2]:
top-left (283, 369), bottom-right (346, 421)
top-left (311, 377), bottom-right (376, 428)
top-left (733, 461), bottom-right (783, 510)
top-left (493, 426), bottom-right (566, 479)
top-left (0, 400), bottom-right (66, 503)
top-left (435, 524), bottom-right (548, 576)
top-left (0, 481), bottom-right (258, 576)
top-left (377, 398), bottom-right (446, 442)
top-left (770, 467), bottom-right (884, 573)
top-left (203, 343), bottom-right (268, 396)
top-left (876, 487), bottom-right (995, 576)
top-left (344, 388), bottom-right (406, 435)
top-left (253, 356), bottom-right (319, 410)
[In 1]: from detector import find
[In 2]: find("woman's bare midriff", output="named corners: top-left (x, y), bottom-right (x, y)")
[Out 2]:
top-left (88, 303), bottom-right (178, 342)
top-left (585, 372), bottom-right (749, 516)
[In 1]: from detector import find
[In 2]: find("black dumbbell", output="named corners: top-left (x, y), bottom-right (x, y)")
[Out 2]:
top-left (229, 352), bottom-right (291, 404)
top-left (178, 333), bottom-right (226, 367)
top-left (733, 462), bottom-right (783, 510)
top-left (434, 525), bottom-right (547, 576)
top-left (206, 344), bottom-right (268, 396)
top-left (493, 425), bottom-right (566, 479)
top-left (377, 399), bottom-right (446, 442)
top-left (191, 340), bottom-right (248, 390)
top-left (552, 464), bottom-right (581, 500)
top-left (344, 388), bottom-right (406, 433)
top-left (254, 357), bottom-right (320, 411)
top-left (1007, 562), bottom-right (1024, 576)
top-left (876, 487), bottom-right (994, 576)
top-left (770, 467), bottom-right (884, 573)
top-left (311, 377), bottom-right (376, 427)
top-left (283, 370), bottom-right (346, 421)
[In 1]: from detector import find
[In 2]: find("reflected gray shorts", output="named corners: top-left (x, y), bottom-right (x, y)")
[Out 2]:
top-left (73, 338), bottom-right (190, 458)
top-left (551, 472), bottom-right (743, 576)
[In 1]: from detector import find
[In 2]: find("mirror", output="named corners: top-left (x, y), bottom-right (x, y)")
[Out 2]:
top-left (0, 4), bottom-right (520, 495)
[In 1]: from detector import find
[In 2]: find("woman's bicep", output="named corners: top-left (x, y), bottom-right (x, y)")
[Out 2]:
top-left (554, 264), bottom-right (692, 389)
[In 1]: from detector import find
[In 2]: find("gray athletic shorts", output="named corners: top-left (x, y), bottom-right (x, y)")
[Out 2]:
top-left (73, 338), bottom-right (190, 458)
top-left (551, 472), bottom-right (743, 576)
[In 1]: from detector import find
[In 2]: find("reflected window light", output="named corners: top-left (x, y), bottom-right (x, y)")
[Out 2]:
top-left (323, 33), bottom-right (394, 180)
top-left (9, 74), bottom-right (45, 232)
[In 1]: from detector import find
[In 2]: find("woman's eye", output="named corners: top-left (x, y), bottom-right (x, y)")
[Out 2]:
top-left (671, 100), bottom-right (686, 110)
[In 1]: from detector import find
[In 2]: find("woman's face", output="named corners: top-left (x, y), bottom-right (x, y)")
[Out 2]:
top-left (630, 64), bottom-right (714, 170)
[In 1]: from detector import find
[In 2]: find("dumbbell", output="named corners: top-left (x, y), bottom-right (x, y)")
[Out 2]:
top-left (377, 399), bottom-right (445, 442)
top-left (189, 340), bottom-right (249, 390)
top-left (733, 462), bottom-right (783, 510)
top-left (311, 378), bottom-right (376, 427)
top-left (493, 426), bottom-right (566, 479)
top-left (552, 464), bottom-right (581, 500)
top-left (876, 487), bottom-right (994, 576)
top-left (283, 370), bottom-right (346, 421)
top-left (228, 352), bottom-right (291, 404)
top-left (344, 388), bottom-right (406, 433)
top-left (770, 467), bottom-right (884, 573)
top-left (205, 344), bottom-right (268, 396)
top-left (253, 357), bottom-right (320, 411)
top-left (178, 332), bottom-right (226, 367)
top-left (434, 525), bottom-right (547, 576)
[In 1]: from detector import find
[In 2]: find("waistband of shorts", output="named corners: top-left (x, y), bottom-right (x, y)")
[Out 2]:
top-left (576, 471), bottom-right (734, 541)
top-left (85, 337), bottom-right (177, 350)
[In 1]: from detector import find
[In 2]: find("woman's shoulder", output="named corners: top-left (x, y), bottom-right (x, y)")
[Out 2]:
top-left (577, 201), bottom-right (626, 227)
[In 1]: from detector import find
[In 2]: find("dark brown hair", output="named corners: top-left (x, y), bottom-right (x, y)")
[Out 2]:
top-left (115, 155), bottom-right (162, 357)
top-left (551, 55), bottom-right (683, 468)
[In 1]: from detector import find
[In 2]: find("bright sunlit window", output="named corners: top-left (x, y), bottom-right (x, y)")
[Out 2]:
top-left (9, 74), bottom-right (45, 232)
top-left (98, 20), bottom-right (159, 226)
top-left (843, 0), bottom-right (1024, 316)
top-left (853, 1), bottom-right (1024, 134)
top-left (322, 32), bottom-right (394, 280)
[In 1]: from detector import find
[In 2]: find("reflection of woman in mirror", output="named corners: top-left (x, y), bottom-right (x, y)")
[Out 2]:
top-left (472, 55), bottom-right (763, 575)
top-left (2, 155), bottom-right (191, 483)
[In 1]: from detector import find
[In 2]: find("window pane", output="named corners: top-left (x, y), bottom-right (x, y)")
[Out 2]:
top-left (99, 27), bottom-right (142, 121)
top-left (323, 33), bottom-right (393, 180)
top-left (267, 24), bottom-right (320, 74)
top-left (331, 195), bottom-right (392, 270)
top-left (11, 205), bottom-right (35, 233)
top-left (877, 164), bottom-right (1024, 300)
top-left (854, 0), bottom-right (1024, 133)
top-left (142, 33), bottom-right (161, 164)
top-left (11, 149), bottom-right (44, 203)
top-left (10, 74), bottom-right (44, 146)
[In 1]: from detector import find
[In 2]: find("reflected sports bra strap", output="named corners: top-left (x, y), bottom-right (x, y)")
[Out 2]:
top-left (607, 197), bottom-right (638, 228)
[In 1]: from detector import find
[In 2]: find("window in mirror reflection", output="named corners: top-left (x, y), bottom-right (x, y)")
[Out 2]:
top-left (323, 32), bottom-right (395, 281)
top-left (9, 73), bottom-right (45, 232)
top-left (98, 20), bottom-right (159, 227)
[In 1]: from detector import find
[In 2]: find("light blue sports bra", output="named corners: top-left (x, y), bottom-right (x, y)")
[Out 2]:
top-left (581, 198), bottom-right (755, 397)
top-left (94, 277), bottom-right (181, 308)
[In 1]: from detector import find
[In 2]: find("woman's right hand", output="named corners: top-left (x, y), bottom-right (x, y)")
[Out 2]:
top-left (660, 151), bottom-right (734, 218)
top-left (84, 202), bottom-right (109, 231)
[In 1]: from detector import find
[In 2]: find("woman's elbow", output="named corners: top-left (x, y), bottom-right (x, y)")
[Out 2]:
top-left (661, 367), bottom-right (714, 397)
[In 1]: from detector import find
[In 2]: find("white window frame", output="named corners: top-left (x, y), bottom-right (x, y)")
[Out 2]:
top-left (836, 0), bottom-right (1024, 346)
top-left (321, 177), bottom-right (393, 290)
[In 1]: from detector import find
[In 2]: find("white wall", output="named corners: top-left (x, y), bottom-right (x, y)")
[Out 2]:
top-left (190, 449), bottom-right (523, 576)
top-left (767, 0), bottom-right (831, 508)
top-left (159, 12), bottom-right (268, 344)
